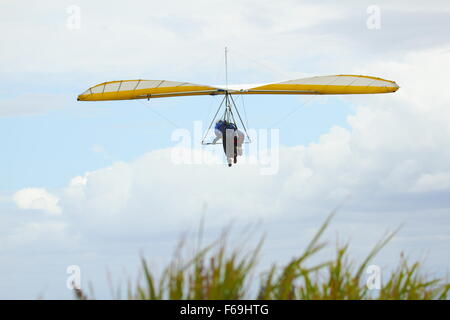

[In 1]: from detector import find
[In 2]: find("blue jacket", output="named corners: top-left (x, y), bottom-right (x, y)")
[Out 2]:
top-left (215, 120), bottom-right (225, 131)
top-left (215, 120), bottom-right (237, 132)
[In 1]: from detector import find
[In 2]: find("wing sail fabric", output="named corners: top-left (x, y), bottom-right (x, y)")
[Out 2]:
top-left (77, 75), bottom-right (399, 101)
top-left (242, 75), bottom-right (399, 95)
top-left (77, 80), bottom-right (224, 101)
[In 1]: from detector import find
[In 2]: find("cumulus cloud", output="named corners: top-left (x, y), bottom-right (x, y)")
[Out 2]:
top-left (46, 47), bottom-right (449, 240)
top-left (13, 188), bottom-right (62, 215)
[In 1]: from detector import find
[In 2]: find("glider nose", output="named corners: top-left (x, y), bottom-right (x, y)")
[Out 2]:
top-left (385, 81), bottom-right (399, 93)
top-left (393, 82), bottom-right (400, 92)
top-left (77, 88), bottom-right (92, 101)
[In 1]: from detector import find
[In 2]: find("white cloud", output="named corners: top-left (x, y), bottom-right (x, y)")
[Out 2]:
top-left (13, 188), bottom-right (62, 215)
top-left (410, 172), bottom-right (450, 193)
top-left (46, 46), bottom-right (449, 238)
top-left (1, 1), bottom-right (449, 118)
top-left (0, 0), bottom-right (339, 76)
top-left (1, 0), bottom-right (448, 81)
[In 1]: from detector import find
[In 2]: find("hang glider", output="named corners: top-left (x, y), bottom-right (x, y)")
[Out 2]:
top-left (77, 75), bottom-right (399, 101)
top-left (77, 48), bottom-right (399, 167)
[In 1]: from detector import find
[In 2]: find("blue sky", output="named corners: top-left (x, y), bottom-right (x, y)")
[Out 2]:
top-left (1, 0), bottom-right (450, 299)
top-left (0, 94), bottom-right (352, 190)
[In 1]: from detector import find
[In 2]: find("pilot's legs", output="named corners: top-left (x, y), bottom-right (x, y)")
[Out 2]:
top-left (236, 130), bottom-right (244, 156)
top-left (233, 136), bottom-right (237, 164)
top-left (223, 129), bottom-right (236, 167)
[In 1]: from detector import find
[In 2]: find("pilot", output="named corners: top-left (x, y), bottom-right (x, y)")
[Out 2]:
top-left (212, 120), bottom-right (243, 166)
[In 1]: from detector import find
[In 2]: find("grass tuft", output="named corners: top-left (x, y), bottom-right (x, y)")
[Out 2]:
top-left (76, 213), bottom-right (449, 300)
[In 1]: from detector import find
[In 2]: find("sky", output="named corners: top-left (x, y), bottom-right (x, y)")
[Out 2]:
top-left (1, 0), bottom-right (450, 299)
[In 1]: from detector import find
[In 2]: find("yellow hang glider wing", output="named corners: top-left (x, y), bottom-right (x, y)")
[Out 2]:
top-left (240, 75), bottom-right (399, 95)
top-left (77, 75), bottom-right (398, 101)
top-left (77, 80), bottom-right (224, 101)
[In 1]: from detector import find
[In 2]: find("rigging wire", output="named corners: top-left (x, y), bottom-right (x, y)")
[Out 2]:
top-left (202, 95), bottom-right (220, 130)
top-left (229, 94), bottom-right (251, 143)
top-left (240, 94), bottom-right (249, 130)
top-left (269, 76), bottom-right (343, 127)
top-left (136, 99), bottom-right (180, 129)
top-left (201, 94), bottom-right (226, 144)
top-left (225, 46), bottom-right (228, 91)
top-left (200, 92), bottom-right (251, 145)
top-left (232, 48), bottom-right (293, 80)
top-left (269, 95), bottom-right (318, 127)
